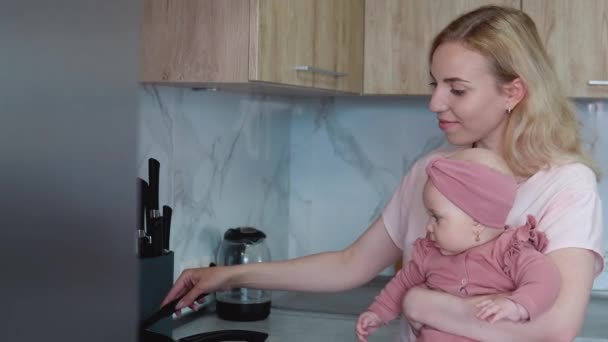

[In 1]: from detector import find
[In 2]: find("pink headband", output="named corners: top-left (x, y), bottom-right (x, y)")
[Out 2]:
top-left (425, 157), bottom-right (517, 228)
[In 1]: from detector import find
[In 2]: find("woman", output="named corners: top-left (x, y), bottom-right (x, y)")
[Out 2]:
top-left (162, 6), bottom-right (604, 341)
top-left (395, 6), bottom-right (604, 342)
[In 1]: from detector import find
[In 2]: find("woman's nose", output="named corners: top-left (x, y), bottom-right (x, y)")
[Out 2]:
top-left (426, 221), bottom-right (434, 233)
top-left (429, 87), bottom-right (448, 113)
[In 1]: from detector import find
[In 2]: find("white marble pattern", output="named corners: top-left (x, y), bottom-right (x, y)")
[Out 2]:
top-left (288, 97), bottom-right (446, 274)
top-left (138, 86), bottom-right (292, 279)
top-left (138, 87), bottom-right (608, 288)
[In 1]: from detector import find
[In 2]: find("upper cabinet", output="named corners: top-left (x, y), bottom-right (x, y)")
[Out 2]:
top-left (141, 0), bottom-right (606, 97)
top-left (363, 0), bottom-right (520, 95)
top-left (523, 0), bottom-right (608, 98)
top-left (141, 0), bottom-right (364, 94)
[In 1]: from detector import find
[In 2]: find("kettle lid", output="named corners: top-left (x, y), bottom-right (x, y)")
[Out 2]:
top-left (224, 227), bottom-right (266, 244)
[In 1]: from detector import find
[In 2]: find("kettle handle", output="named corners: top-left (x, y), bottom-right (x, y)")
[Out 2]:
top-left (179, 329), bottom-right (268, 342)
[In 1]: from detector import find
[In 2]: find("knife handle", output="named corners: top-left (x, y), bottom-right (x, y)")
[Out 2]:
top-left (148, 158), bottom-right (160, 210)
top-left (149, 216), bottom-right (164, 257)
top-left (140, 293), bottom-right (209, 330)
top-left (137, 178), bottom-right (148, 231)
top-left (162, 205), bottom-right (172, 251)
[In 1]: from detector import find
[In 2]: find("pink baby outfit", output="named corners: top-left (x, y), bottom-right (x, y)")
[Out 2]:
top-left (382, 146), bottom-right (604, 342)
top-left (368, 216), bottom-right (561, 342)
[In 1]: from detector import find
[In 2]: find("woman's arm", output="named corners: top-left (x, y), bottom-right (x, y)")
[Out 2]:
top-left (165, 216), bottom-right (403, 309)
top-left (404, 247), bottom-right (596, 342)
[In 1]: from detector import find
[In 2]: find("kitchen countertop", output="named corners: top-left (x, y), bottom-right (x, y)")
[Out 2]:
top-left (170, 279), bottom-right (608, 341)
top-left (173, 307), bottom-right (400, 342)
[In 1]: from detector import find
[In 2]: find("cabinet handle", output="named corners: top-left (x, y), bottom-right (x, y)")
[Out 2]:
top-left (292, 65), bottom-right (347, 77)
top-left (588, 80), bottom-right (608, 86)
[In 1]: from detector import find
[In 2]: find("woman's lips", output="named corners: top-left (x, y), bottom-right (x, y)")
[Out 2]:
top-left (438, 119), bottom-right (459, 131)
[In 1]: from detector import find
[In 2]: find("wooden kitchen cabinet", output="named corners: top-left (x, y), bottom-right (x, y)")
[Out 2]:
top-left (141, 0), bottom-right (364, 94)
top-left (523, 0), bottom-right (608, 98)
top-left (364, 0), bottom-right (520, 95)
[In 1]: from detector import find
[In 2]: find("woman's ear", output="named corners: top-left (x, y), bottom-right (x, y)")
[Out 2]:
top-left (503, 77), bottom-right (527, 111)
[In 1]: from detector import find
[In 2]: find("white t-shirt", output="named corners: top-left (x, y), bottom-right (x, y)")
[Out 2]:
top-left (382, 146), bottom-right (604, 341)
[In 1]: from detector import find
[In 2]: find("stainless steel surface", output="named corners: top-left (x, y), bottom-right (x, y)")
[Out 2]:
top-left (292, 65), bottom-right (347, 77)
top-left (588, 80), bottom-right (608, 86)
top-left (1, 1), bottom-right (140, 341)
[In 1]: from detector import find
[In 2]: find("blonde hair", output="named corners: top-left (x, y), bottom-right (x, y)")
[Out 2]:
top-left (430, 5), bottom-right (600, 180)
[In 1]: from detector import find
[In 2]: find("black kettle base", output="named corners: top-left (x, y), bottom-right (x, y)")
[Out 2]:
top-left (216, 301), bottom-right (271, 321)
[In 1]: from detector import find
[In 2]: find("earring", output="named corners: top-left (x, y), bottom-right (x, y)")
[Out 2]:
top-left (473, 231), bottom-right (481, 242)
top-left (507, 106), bottom-right (512, 114)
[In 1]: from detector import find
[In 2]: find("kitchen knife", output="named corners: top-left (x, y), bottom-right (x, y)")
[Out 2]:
top-left (140, 297), bottom-right (180, 330)
top-left (140, 293), bottom-right (208, 330)
top-left (147, 158), bottom-right (163, 256)
top-left (162, 205), bottom-right (172, 252)
top-left (137, 178), bottom-right (152, 257)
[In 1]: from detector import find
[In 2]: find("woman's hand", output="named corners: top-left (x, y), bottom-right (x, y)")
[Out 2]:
top-left (161, 265), bottom-right (233, 311)
top-left (355, 311), bottom-right (383, 342)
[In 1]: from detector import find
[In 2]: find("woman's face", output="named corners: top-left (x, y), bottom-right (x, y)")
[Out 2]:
top-left (429, 42), bottom-right (510, 152)
top-left (423, 181), bottom-right (477, 256)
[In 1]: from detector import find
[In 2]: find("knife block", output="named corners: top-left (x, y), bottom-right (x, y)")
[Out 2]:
top-left (138, 251), bottom-right (174, 337)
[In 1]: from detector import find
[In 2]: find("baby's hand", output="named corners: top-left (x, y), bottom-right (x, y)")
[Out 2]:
top-left (475, 297), bottom-right (529, 323)
top-left (356, 311), bottom-right (383, 342)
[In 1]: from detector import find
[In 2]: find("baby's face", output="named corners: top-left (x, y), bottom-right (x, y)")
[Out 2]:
top-left (422, 181), bottom-right (478, 255)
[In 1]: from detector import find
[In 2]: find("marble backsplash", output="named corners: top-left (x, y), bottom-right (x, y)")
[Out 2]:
top-left (138, 86), bottom-right (292, 273)
top-left (138, 86), bottom-right (607, 289)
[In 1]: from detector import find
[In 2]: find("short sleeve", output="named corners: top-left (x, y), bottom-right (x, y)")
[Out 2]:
top-left (381, 158), bottom-right (428, 250)
top-left (381, 146), bottom-right (463, 250)
top-left (535, 165), bottom-right (604, 276)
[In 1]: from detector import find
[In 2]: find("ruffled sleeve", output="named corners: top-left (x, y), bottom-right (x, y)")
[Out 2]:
top-left (412, 235), bottom-right (434, 264)
top-left (502, 215), bottom-right (548, 275)
top-left (502, 215), bottom-right (561, 320)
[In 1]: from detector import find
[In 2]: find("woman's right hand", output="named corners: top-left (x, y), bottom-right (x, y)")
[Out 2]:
top-left (161, 265), bottom-right (233, 311)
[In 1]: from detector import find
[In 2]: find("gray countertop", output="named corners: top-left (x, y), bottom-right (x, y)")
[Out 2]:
top-left (170, 280), bottom-right (608, 341)
top-left (172, 307), bottom-right (400, 342)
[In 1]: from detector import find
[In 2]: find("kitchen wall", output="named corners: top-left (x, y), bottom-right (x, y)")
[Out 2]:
top-left (138, 86), bottom-right (292, 276)
top-left (138, 86), bottom-right (608, 289)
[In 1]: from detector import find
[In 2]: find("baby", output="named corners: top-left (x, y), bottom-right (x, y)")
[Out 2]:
top-left (356, 148), bottom-right (561, 342)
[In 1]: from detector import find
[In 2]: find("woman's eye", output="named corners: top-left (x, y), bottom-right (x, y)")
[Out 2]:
top-left (429, 81), bottom-right (437, 89)
top-left (451, 89), bottom-right (465, 96)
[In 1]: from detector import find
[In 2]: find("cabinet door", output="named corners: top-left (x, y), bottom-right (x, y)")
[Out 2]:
top-left (141, 0), bottom-right (250, 83)
top-left (312, 0), bottom-right (364, 93)
top-left (250, 0), bottom-right (316, 88)
top-left (524, 0), bottom-right (608, 98)
top-left (250, 0), bottom-right (364, 93)
top-left (364, 0), bottom-right (520, 95)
